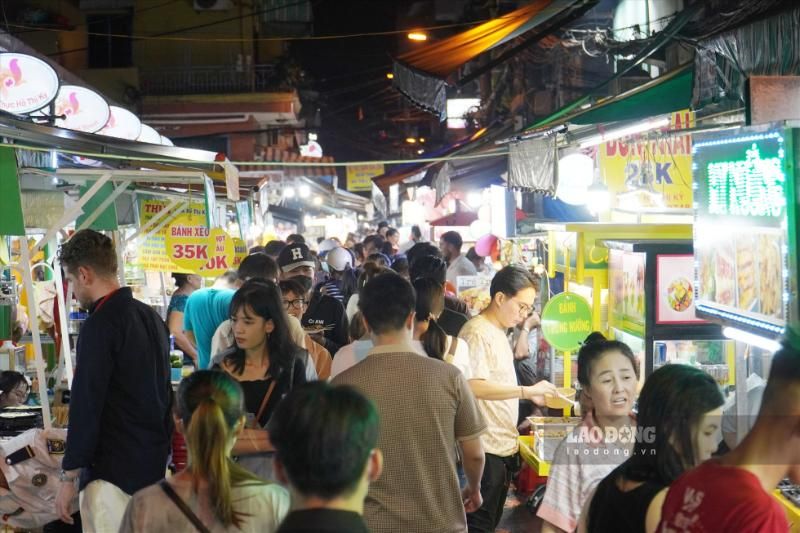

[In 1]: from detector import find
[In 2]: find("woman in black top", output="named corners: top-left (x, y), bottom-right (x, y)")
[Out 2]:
top-left (214, 278), bottom-right (306, 479)
top-left (579, 364), bottom-right (725, 533)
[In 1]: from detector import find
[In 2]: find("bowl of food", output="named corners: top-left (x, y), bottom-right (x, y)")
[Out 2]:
top-left (545, 387), bottom-right (576, 410)
top-left (667, 277), bottom-right (693, 312)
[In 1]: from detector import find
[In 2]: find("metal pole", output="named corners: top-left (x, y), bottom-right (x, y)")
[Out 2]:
top-left (18, 241), bottom-right (52, 429)
top-left (50, 243), bottom-right (74, 389)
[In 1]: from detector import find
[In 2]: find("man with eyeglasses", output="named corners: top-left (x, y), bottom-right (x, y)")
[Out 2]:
top-left (279, 278), bottom-right (333, 380)
top-left (459, 266), bottom-right (558, 533)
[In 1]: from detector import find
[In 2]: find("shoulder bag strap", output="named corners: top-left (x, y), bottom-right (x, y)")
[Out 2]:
top-left (254, 379), bottom-right (278, 425)
top-left (159, 481), bottom-right (212, 533)
top-left (447, 336), bottom-right (459, 358)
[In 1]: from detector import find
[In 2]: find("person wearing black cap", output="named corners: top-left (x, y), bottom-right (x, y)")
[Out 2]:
top-left (278, 243), bottom-right (349, 354)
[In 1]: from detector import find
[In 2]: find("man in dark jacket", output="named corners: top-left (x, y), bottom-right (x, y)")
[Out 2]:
top-left (278, 242), bottom-right (349, 354)
top-left (55, 230), bottom-right (172, 531)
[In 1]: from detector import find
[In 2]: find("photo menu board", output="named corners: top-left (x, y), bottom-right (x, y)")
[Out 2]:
top-left (693, 126), bottom-right (794, 335)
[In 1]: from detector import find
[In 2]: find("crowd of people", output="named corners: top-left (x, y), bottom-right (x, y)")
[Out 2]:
top-left (33, 225), bottom-right (799, 532)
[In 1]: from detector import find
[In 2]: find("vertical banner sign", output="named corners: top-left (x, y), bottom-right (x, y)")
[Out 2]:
top-left (346, 163), bottom-right (384, 192)
top-left (0, 147), bottom-right (25, 235)
top-left (235, 200), bottom-right (251, 241)
top-left (232, 238), bottom-right (248, 268)
top-left (75, 181), bottom-right (119, 231)
top-left (599, 110), bottom-right (694, 208)
top-left (204, 175), bottom-right (218, 228)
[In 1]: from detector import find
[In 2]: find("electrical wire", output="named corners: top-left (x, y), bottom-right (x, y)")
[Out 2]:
top-left (7, 16), bottom-right (491, 43)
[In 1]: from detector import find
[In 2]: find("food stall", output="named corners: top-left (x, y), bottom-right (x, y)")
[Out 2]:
top-left (692, 123), bottom-right (799, 526)
top-left (602, 239), bottom-right (730, 390)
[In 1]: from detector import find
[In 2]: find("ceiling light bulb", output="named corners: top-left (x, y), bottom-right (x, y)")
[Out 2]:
top-left (284, 187), bottom-right (296, 199)
top-left (407, 32), bottom-right (427, 41)
top-left (299, 184), bottom-right (311, 198)
top-left (313, 196), bottom-right (323, 205)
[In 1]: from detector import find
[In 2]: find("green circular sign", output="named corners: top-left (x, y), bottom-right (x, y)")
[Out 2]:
top-left (541, 292), bottom-right (593, 352)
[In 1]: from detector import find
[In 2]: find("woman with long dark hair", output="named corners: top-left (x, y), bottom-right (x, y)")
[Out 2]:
top-left (579, 364), bottom-right (724, 533)
top-left (214, 279), bottom-right (306, 479)
top-left (120, 370), bottom-right (289, 532)
top-left (412, 277), bottom-right (471, 377)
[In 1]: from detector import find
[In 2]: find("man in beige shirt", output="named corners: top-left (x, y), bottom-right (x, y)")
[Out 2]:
top-left (460, 266), bottom-right (557, 532)
top-left (334, 272), bottom-right (486, 533)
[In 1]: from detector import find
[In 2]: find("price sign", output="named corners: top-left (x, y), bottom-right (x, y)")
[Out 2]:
top-left (202, 228), bottom-right (235, 277)
top-left (541, 292), bottom-right (593, 352)
top-left (165, 215), bottom-right (211, 272)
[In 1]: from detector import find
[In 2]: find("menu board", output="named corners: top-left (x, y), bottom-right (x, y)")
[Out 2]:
top-left (693, 126), bottom-right (791, 334)
top-left (656, 254), bottom-right (706, 324)
top-left (608, 249), bottom-right (646, 336)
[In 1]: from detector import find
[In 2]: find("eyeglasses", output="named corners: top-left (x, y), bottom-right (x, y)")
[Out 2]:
top-left (509, 298), bottom-right (532, 316)
top-left (283, 298), bottom-right (306, 310)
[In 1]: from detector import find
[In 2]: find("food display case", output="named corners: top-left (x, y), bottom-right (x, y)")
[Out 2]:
top-left (603, 240), bottom-right (728, 389)
top-left (692, 124), bottom-right (800, 527)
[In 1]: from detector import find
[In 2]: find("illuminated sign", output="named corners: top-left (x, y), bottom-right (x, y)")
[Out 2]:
top-left (98, 105), bottom-right (142, 140)
top-left (136, 123), bottom-right (162, 144)
top-left (693, 127), bottom-right (792, 335)
top-left (160, 135), bottom-right (174, 146)
top-left (40, 85), bottom-right (110, 133)
top-left (0, 53), bottom-right (59, 114)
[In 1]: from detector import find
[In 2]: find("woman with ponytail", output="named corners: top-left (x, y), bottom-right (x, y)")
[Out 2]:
top-left (120, 370), bottom-right (290, 532)
top-left (412, 277), bottom-right (472, 378)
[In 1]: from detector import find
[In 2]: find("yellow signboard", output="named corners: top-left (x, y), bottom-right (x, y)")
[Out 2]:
top-left (346, 163), bottom-right (384, 192)
top-left (135, 199), bottom-right (205, 272)
top-left (599, 110), bottom-right (694, 209)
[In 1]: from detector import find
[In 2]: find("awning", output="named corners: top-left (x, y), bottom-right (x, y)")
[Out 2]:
top-left (393, 0), bottom-right (586, 119)
top-left (558, 63), bottom-right (694, 126)
top-left (239, 146), bottom-right (336, 180)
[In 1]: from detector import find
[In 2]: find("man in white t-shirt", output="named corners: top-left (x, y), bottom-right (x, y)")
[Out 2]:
top-left (440, 231), bottom-right (478, 286)
top-left (459, 266), bottom-right (557, 533)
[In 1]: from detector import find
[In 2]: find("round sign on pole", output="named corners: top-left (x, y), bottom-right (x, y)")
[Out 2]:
top-left (0, 53), bottom-right (60, 114)
top-left (541, 292), bottom-right (593, 352)
top-left (164, 215), bottom-right (211, 273)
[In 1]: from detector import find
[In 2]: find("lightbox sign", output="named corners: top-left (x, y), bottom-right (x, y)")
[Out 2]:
top-left (98, 105), bottom-right (142, 140)
top-left (136, 123), bottom-right (161, 144)
top-left (0, 53), bottom-right (59, 114)
top-left (43, 85), bottom-right (110, 133)
top-left (693, 127), bottom-right (793, 335)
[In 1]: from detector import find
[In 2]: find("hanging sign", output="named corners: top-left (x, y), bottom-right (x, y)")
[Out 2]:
top-left (235, 200), bottom-right (251, 240)
top-left (232, 237), bottom-right (248, 268)
top-left (0, 53), bottom-right (59, 114)
top-left (136, 124), bottom-right (162, 144)
top-left (42, 85), bottom-right (110, 133)
top-left (346, 163), bottom-right (384, 192)
top-left (99, 105), bottom-right (142, 140)
top-left (204, 175), bottom-right (218, 228)
top-left (135, 199), bottom-right (206, 272)
top-left (599, 110), bottom-right (694, 209)
top-left (0, 147), bottom-right (25, 235)
top-left (541, 292), bottom-right (593, 352)
top-left (164, 216), bottom-right (236, 276)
